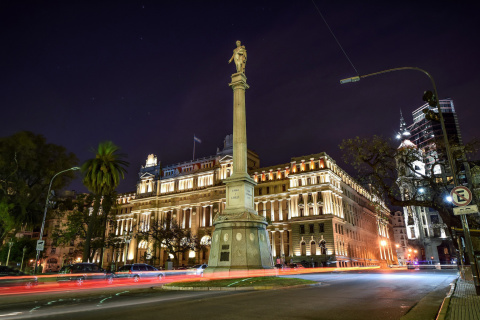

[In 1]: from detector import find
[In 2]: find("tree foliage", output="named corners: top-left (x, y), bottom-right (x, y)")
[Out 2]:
top-left (339, 135), bottom-right (480, 233)
top-left (52, 193), bottom-right (118, 263)
top-left (140, 216), bottom-right (207, 266)
top-left (0, 131), bottom-right (78, 243)
top-left (80, 141), bottom-right (128, 262)
top-left (0, 236), bottom-right (36, 268)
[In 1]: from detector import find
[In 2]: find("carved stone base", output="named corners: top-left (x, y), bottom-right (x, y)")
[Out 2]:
top-left (205, 218), bottom-right (273, 273)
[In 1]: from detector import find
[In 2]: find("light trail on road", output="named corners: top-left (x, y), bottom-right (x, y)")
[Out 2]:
top-left (0, 269), bottom-right (458, 320)
top-left (0, 266), bottom-right (382, 296)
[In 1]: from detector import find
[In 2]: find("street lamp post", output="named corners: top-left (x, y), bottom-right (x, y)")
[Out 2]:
top-left (340, 67), bottom-right (480, 294)
top-left (34, 167), bottom-right (80, 274)
top-left (6, 240), bottom-right (14, 266)
top-left (20, 246), bottom-right (27, 272)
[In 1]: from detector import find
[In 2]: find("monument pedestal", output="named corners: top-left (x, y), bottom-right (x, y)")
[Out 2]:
top-left (207, 219), bottom-right (272, 272)
top-left (205, 66), bottom-right (273, 273)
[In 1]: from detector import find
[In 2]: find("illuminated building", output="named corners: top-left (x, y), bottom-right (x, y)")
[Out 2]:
top-left (31, 190), bottom-right (83, 272)
top-left (391, 211), bottom-right (408, 265)
top-left (396, 100), bottom-right (460, 264)
top-left (104, 135), bottom-right (394, 269)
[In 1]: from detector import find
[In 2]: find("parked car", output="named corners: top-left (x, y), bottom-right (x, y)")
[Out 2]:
top-left (114, 263), bottom-right (165, 282)
top-left (0, 266), bottom-right (38, 288)
top-left (57, 263), bottom-right (113, 286)
top-left (187, 264), bottom-right (207, 275)
top-left (286, 263), bottom-right (305, 269)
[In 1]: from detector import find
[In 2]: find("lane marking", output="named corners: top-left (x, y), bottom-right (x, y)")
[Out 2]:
top-left (0, 312), bottom-right (22, 317)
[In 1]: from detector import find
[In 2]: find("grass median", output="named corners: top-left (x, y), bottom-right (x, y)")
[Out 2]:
top-left (163, 276), bottom-right (316, 288)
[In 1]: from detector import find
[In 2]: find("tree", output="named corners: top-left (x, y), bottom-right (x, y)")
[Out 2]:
top-left (52, 193), bottom-right (119, 263)
top-left (140, 216), bottom-right (204, 267)
top-left (0, 131), bottom-right (78, 243)
top-left (0, 237), bottom-right (36, 270)
top-left (81, 141), bottom-right (128, 262)
top-left (339, 135), bottom-right (480, 235)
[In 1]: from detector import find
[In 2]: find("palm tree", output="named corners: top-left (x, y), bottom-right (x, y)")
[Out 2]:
top-left (81, 141), bottom-right (128, 262)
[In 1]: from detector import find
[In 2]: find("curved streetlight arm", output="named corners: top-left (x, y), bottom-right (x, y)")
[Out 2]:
top-left (340, 67), bottom-right (480, 293)
top-left (38, 167), bottom-right (81, 239)
top-left (34, 166), bottom-right (80, 274)
top-left (340, 67), bottom-right (454, 185)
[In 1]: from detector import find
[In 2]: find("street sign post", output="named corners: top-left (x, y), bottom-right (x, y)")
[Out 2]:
top-left (453, 204), bottom-right (479, 216)
top-left (451, 186), bottom-right (473, 207)
top-left (36, 240), bottom-right (45, 251)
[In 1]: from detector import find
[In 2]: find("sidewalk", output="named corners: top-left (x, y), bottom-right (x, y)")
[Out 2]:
top-left (445, 279), bottom-right (480, 320)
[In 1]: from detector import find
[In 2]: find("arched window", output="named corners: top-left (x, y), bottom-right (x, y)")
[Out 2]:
top-left (310, 241), bottom-right (316, 255)
top-left (300, 241), bottom-right (306, 256)
top-left (319, 240), bottom-right (327, 255)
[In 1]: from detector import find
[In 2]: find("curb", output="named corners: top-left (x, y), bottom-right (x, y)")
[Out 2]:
top-left (436, 278), bottom-right (458, 320)
top-left (162, 282), bottom-right (321, 291)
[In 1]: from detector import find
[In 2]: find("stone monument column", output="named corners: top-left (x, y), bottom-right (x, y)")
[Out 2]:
top-left (206, 41), bottom-right (273, 273)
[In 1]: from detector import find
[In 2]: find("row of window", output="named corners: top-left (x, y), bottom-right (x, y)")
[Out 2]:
top-left (257, 184), bottom-right (287, 195)
top-left (299, 223), bottom-right (325, 234)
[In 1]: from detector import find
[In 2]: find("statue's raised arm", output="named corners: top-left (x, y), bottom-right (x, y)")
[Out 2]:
top-left (228, 40), bottom-right (247, 74)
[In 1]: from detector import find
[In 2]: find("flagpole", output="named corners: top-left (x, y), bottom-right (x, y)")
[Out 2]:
top-left (193, 134), bottom-right (195, 160)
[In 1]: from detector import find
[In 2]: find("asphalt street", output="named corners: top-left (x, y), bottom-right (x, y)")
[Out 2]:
top-left (0, 269), bottom-right (457, 320)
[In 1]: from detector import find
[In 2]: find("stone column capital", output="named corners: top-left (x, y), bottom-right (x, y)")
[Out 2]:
top-left (229, 73), bottom-right (249, 91)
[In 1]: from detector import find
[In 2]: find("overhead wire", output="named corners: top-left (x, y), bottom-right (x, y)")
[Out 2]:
top-left (311, 0), bottom-right (359, 76)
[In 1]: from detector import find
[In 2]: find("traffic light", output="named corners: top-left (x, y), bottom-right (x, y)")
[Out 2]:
top-left (423, 90), bottom-right (437, 107)
top-left (423, 108), bottom-right (440, 122)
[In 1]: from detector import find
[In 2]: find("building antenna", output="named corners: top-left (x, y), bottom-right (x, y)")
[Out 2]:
top-left (311, 0), bottom-right (359, 76)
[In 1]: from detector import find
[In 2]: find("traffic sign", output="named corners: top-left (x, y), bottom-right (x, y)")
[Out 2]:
top-left (453, 204), bottom-right (478, 216)
top-left (450, 186), bottom-right (473, 207)
top-left (36, 240), bottom-right (45, 251)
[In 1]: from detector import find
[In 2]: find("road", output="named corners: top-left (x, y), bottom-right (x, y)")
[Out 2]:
top-left (0, 269), bottom-right (457, 320)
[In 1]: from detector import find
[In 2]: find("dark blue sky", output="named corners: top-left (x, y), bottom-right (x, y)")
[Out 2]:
top-left (2, 1), bottom-right (480, 193)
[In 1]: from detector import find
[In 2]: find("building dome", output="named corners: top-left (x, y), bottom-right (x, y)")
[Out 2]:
top-left (398, 139), bottom-right (417, 150)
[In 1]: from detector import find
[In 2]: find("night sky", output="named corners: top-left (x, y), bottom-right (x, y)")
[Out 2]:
top-left (2, 1), bottom-right (480, 193)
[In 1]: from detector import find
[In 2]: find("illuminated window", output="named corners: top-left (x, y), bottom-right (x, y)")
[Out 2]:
top-left (160, 182), bottom-right (175, 193)
top-left (178, 178), bottom-right (193, 190)
top-left (301, 242), bottom-right (306, 256)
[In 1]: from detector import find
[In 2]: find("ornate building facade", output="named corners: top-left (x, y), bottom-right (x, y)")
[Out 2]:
top-left (395, 101), bottom-right (458, 264)
top-left (392, 211), bottom-right (408, 265)
top-left (104, 135), bottom-right (395, 269)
